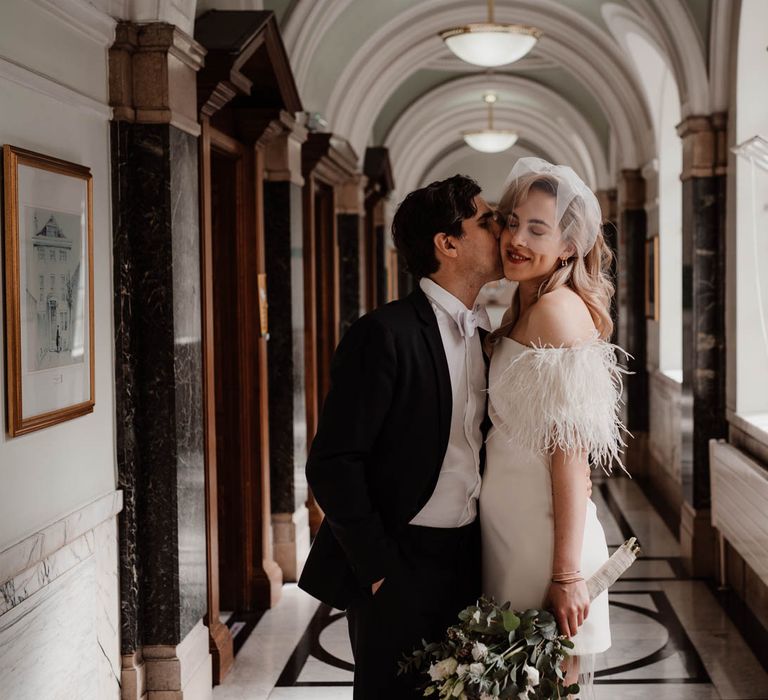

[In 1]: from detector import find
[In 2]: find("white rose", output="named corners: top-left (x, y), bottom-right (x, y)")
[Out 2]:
top-left (428, 657), bottom-right (458, 681)
top-left (523, 664), bottom-right (540, 687)
top-left (469, 662), bottom-right (485, 677)
top-left (456, 664), bottom-right (469, 678)
top-left (471, 642), bottom-right (489, 661)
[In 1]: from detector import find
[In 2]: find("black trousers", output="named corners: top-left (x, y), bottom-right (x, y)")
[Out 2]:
top-left (346, 520), bottom-right (481, 700)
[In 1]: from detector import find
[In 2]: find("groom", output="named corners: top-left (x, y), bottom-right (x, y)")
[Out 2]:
top-left (298, 174), bottom-right (503, 698)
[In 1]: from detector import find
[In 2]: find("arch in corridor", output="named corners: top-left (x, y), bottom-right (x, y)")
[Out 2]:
top-left (384, 73), bottom-right (611, 200)
top-left (319, 0), bottom-right (652, 169)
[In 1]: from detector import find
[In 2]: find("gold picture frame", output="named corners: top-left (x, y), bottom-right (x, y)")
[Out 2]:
top-left (644, 234), bottom-right (659, 321)
top-left (3, 145), bottom-right (95, 436)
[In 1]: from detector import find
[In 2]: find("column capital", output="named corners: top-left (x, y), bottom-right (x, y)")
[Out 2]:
top-left (109, 22), bottom-right (206, 136)
top-left (618, 169), bottom-right (645, 210)
top-left (676, 114), bottom-right (727, 180)
top-left (596, 188), bottom-right (618, 222)
top-left (337, 174), bottom-right (368, 215)
top-left (264, 111), bottom-right (309, 187)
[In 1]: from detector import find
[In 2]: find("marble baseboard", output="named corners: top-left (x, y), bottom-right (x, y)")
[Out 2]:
top-left (272, 506), bottom-right (310, 583)
top-left (0, 490), bottom-right (123, 586)
top-left (0, 490), bottom-right (123, 700)
top-left (142, 618), bottom-right (212, 699)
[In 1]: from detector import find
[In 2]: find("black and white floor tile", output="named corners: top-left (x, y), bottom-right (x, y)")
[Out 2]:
top-left (214, 477), bottom-right (768, 699)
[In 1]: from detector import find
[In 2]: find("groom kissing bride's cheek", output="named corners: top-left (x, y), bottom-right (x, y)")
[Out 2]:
top-left (299, 162), bottom-right (623, 700)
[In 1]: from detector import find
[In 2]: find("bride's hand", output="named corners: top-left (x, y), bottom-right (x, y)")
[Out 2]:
top-left (546, 580), bottom-right (590, 638)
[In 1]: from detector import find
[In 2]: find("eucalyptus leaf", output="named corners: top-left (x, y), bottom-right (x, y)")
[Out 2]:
top-left (502, 610), bottom-right (521, 632)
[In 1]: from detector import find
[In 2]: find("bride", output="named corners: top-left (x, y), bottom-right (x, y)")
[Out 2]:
top-left (480, 158), bottom-right (627, 695)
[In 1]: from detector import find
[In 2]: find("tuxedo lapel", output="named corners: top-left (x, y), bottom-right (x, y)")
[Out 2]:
top-left (409, 289), bottom-right (452, 456)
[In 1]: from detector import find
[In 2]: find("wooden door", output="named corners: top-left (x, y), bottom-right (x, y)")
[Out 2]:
top-left (203, 128), bottom-right (281, 623)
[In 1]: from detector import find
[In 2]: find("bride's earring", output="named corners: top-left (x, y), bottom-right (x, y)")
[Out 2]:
top-left (560, 258), bottom-right (568, 268)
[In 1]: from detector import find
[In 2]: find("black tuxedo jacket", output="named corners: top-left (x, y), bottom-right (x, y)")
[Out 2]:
top-left (298, 287), bottom-right (489, 610)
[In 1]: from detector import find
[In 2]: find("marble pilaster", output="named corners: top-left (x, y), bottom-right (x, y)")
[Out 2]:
top-left (337, 212), bottom-right (363, 337)
top-left (618, 170), bottom-right (649, 434)
top-left (263, 116), bottom-right (310, 581)
top-left (677, 114), bottom-right (728, 576)
top-left (110, 21), bottom-right (212, 695)
top-left (597, 188), bottom-right (619, 342)
top-left (337, 176), bottom-right (366, 336)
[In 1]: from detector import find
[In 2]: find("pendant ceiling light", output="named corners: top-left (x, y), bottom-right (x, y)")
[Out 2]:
top-left (439, 0), bottom-right (541, 67)
top-left (463, 93), bottom-right (518, 153)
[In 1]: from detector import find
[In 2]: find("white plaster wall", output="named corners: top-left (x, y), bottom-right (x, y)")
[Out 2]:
top-left (0, 0), bottom-right (117, 550)
top-left (0, 3), bottom-right (121, 695)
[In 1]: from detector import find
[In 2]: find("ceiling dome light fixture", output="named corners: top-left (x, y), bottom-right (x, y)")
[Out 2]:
top-left (463, 93), bottom-right (518, 153)
top-left (439, 0), bottom-right (541, 67)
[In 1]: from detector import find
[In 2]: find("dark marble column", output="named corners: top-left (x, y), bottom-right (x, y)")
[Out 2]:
top-left (597, 188), bottom-right (619, 342)
top-left (375, 223), bottom-right (387, 306)
top-left (110, 22), bottom-right (210, 697)
top-left (263, 118), bottom-right (310, 580)
top-left (112, 121), bottom-right (207, 645)
top-left (398, 254), bottom-right (415, 299)
top-left (617, 172), bottom-right (649, 434)
top-left (338, 212), bottom-right (362, 336)
top-left (677, 115), bottom-right (728, 576)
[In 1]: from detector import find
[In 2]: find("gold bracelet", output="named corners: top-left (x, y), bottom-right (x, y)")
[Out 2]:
top-left (551, 576), bottom-right (584, 584)
top-left (551, 570), bottom-right (581, 580)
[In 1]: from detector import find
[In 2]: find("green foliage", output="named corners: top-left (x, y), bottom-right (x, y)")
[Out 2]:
top-left (399, 597), bottom-right (581, 699)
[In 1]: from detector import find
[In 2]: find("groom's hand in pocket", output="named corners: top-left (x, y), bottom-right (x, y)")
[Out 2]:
top-left (371, 578), bottom-right (385, 595)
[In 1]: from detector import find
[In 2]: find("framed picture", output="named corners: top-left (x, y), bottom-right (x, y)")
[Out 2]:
top-left (3, 145), bottom-right (94, 436)
top-left (644, 234), bottom-right (659, 321)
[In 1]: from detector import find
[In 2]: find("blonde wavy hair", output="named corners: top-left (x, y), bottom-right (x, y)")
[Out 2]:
top-left (488, 173), bottom-right (615, 347)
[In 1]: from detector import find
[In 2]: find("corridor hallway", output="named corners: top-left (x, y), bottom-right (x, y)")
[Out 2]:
top-left (213, 475), bottom-right (768, 700)
top-left (3, 2), bottom-right (768, 699)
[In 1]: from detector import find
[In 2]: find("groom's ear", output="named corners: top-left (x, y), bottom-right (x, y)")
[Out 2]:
top-left (434, 232), bottom-right (459, 260)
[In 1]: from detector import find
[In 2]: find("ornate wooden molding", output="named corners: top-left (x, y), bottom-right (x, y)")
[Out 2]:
top-left (109, 22), bottom-right (205, 136)
top-left (302, 133), bottom-right (359, 187)
top-left (364, 146), bottom-right (395, 205)
top-left (196, 11), bottom-right (302, 121)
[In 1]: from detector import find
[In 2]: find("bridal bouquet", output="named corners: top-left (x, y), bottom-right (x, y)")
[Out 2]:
top-left (399, 538), bottom-right (640, 699)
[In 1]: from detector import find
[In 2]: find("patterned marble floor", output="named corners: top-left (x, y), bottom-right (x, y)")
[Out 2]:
top-left (214, 477), bottom-right (768, 699)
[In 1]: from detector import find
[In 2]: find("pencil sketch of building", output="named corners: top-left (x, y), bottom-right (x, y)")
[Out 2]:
top-left (26, 209), bottom-right (83, 371)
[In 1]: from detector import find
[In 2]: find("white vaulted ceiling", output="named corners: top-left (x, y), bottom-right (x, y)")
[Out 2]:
top-left (190, 0), bottom-right (719, 197)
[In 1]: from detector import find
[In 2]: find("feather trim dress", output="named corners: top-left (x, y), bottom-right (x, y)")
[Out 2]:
top-left (479, 336), bottom-right (628, 655)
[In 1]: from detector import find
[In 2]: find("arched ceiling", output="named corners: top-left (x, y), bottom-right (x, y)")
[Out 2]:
top-left (195, 0), bottom-right (714, 193)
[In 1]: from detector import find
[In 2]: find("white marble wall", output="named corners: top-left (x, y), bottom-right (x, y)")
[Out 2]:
top-left (649, 370), bottom-right (683, 483)
top-left (0, 491), bottom-right (122, 700)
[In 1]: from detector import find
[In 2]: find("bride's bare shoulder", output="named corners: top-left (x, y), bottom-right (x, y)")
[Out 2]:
top-left (526, 287), bottom-right (596, 347)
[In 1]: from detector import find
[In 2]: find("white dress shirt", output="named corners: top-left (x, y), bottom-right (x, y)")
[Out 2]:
top-left (410, 278), bottom-right (490, 528)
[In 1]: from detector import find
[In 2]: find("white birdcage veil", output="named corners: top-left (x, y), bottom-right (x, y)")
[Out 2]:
top-left (505, 157), bottom-right (603, 254)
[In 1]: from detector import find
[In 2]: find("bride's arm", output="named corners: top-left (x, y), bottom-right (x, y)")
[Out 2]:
top-left (526, 289), bottom-right (596, 637)
top-left (549, 447), bottom-right (591, 638)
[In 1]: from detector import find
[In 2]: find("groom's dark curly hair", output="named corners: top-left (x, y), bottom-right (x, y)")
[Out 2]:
top-left (392, 174), bottom-right (481, 278)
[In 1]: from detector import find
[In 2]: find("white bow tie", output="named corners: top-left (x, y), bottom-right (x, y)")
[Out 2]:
top-left (456, 306), bottom-right (490, 339)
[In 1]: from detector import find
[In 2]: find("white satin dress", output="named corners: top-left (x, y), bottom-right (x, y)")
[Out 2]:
top-left (480, 335), bottom-right (627, 655)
